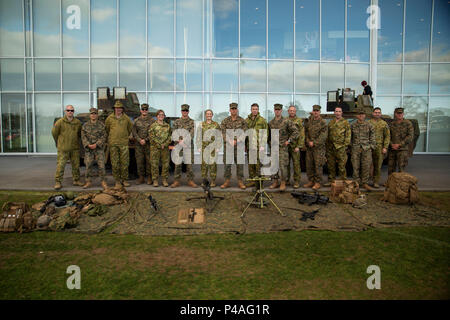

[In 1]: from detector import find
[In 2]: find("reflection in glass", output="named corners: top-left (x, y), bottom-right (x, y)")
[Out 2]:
top-left (26, 59), bottom-right (33, 91)
top-left (212, 0), bottom-right (238, 57)
top-left (34, 0), bottom-right (60, 56)
top-left (294, 95), bottom-right (319, 117)
top-left (35, 59), bottom-right (61, 91)
top-left (35, 94), bottom-right (61, 153)
top-left (0, 0), bottom-right (24, 56)
top-left (345, 64), bottom-right (369, 92)
top-left (63, 93), bottom-right (90, 114)
top-left (432, 0), bottom-right (450, 62)
top-left (62, 0), bottom-right (89, 56)
top-left (148, 0), bottom-right (174, 56)
top-left (176, 93), bottom-right (203, 121)
top-left (120, 0), bottom-right (146, 56)
top-left (321, 0), bottom-right (344, 61)
top-left (240, 0), bottom-right (266, 58)
top-left (204, 62), bottom-right (211, 92)
top-left (0, 59), bottom-right (24, 91)
top-left (91, 0), bottom-right (117, 57)
top-left (347, 0), bottom-right (370, 62)
top-left (267, 95), bottom-right (294, 120)
top-left (63, 59), bottom-right (89, 91)
top-left (268, 61), bottom-right (293, 93)
top-left (120, 59), bottom-right (146, 91)
top-left (240, 60), bottom-right (266, 92)
top-left (176, 59), bottom-right (202, 91)
top-left (377, 64), bottom-right (401, 94)
top-left (176, 0), bottom-right (202, 57)
top-left (268, 0), bottom-right (293, 59)
top-left (378, 0), bottom-right (403, 62)
top-left (212, 60), bottom-right (238, 92)
top-left (239, 93), bottom-right (266, 117)
top-left (295, 0), bottom-right (319, 60)
top-left (147, 93), bottom-right (175, 117)
top-left (27, 93), bottom-right (33, 151)
top-left (321, 63), bottom-right (344, 93)
top-left (405, 0), bottom-right (431, 62)
top-left (148, 59), bottom-right (174, 91)
top-left (430, 64), bottom-right (450, 94)
top-left (211, 93), bottom-right (239, 124)
top-left (403, 96), bottom-right (428, 152)
top-left (2, 94), bottom-right (26, 152)
top-left (375, 96), bottom-right (401, 116)
top-left (403, 64), bottom-right (429, 94)
top-left (428, 96), bottom-right (450, 152)
top-left (91, 59), bottom-right (117, 90)
top-left (295, 62), bottom-right (319, 93)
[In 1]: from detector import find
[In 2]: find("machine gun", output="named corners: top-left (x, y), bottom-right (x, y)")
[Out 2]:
top-left (147, 195), bottom-right (159, 212)
top-left (186, 179), bottom-right (224, 213)
top-left (291, 191), bottom-right (329, 206)
top-left (40, 194), bottom-right (66, 213)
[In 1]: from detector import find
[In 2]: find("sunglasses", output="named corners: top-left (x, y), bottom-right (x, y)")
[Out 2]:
top-left (66, 109), bottom-right (74, 112)
top-left (141, 108), bottom-right (148, 111)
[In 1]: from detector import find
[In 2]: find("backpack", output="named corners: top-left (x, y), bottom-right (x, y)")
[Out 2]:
top-left (383, 172), bottom-right (419, 205)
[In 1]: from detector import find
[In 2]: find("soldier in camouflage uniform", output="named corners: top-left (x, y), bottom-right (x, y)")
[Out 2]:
top-left (268, 104), bottom-right (300, 191)
top-left (369, 107), bottom-right (390, 188)
top-left (52, 105), bottom-right (83, 190)
top-left (196, 109), bottom-right (221, 187)
top-left (171, 104), bottom-right (198, 188)
top-left (132, 103), bottom-right (155, 185)
top-left (388, 107), bottom-right (414, 175)
top-left (105, 101), bottom-right (133, 190)
top-left (245, 103), bottom-right (268, 187)
top-left (304, 105), bottom-right (328, 190)
top-left (325, 106), bottom-right (351, 186)
top-left (81, 108), bottom-right (108, 190)
top-left (220, 102), bottom-right (248, 189)
top-left (148, 109), bottom-right (172, 187)
top-left (286, 105), bottom-right (305, 189)
top-left (351, 110), bottom-right (376, 191)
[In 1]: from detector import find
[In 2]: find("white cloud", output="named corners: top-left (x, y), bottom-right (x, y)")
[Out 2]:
top-left (91, 7), bottom-right (115, 22)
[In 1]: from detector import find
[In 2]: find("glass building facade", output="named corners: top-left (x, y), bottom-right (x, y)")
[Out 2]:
top-left (0, 0), bottom-right (449, 154)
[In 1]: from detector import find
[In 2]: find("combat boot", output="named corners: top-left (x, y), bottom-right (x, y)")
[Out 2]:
top-left (303, 181), bottom-right (314, 188)
top-left (210, 180), bottom-right (216, 188)
top-left (147, 176), bottom-right (153, 185)
top-left (279, 181), bottom-right (286, 192)
top-left (245, 181), bottom-right (255, 188)
top-left (323, 180), bottom-right (333, 187)
top-left (114, 181), bottom-right (123, 190)
top-left (312, 183), bottom-right (321, 190)
top-left (73, 180), bottom-right (84, 187)
top-left (153, 180), bottom-right (159, 187)
top-left (293, 181), bottom-right (300, 189)
top-left (373, 183), bottom-right (380, 188)
top-left (137, 176), bottom-right (145, 184)
top-left (162, 179), bottom-right (169, 187)
top-left (170, 180), bottom-right (180, 188)
top-left (122, 181), bottom-right (130, 187)
top-left (220, 179), bottom-right (230, 189)
top-left (238, 180), bottom-right (246, 190)
top-left (363, 184), bottom-right (374, 191)
top-left (54, 182), bottom-right (62, 190)
top-left (269, 180), bottom-right (279, 189)
top-left (82, 179), bottom-right (92, 189)
top-left (285, 180), bottom-right (291, 186)
top-left (101, 180), bottom-right (108, 191)
top-left (188, 180), bottom-right (198, 188)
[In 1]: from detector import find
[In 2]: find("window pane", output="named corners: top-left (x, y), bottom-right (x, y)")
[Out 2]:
top-left (35, 94), bottom-right (61, 153)
top-left (212, 0), bottom-right (238, 57)
top-left (430, 64), bottom-right (450, 94)
top-left (63, 93), bottom-right (90, 114)
top-left (239, 93), bottom-right (266, 117)
top-left (240, 60), bottom-right (266, 92)
top-left (120, 0), bottom-right (146, 56)
top-left (428, 96), bottom-right (450, 152)
top-left (268, 0), bottom-right (293, 59)
top-left (346, 63), bottom-right (369, 91)
top-left (0, 0), bottom-right (24, 56)
top-left (322, 0), bottom-right (344, 61)
top-left (26, 59), bottom-right (33, 91)
top-left (0, 59), bottom-right (24, 91)
top-left (347, 0), bottom-right (370, 62)
top-left (120, 59), bottom-right (146, 91)
top-left (240, 0), bottom-right (266, 58)
top-left (147, 93), bottom-right (175, 116)
top-left (27, 93), bottom-right (33, 151)
top-left (295, 0), bottom-right (319, 60)
top-left (148, 59), bottom-right (174, 91)
top-left (62, 0), bottom-right (89, 56)
top-left (211, 93), bottom-right (238, 123)
top-left (403, 96), bottom-right (428, 152)
top-left (321, 63), bottom-right (344, 93)
top-left (432, 0), bottom-right (450, 62)
top-left (91, 0), bottom-right (117, 57)
top-left (212, 60), bottom-right (238, 92)
top-left (378, 0), bottom-right (403, 62)
top-left (294, 94), bottom-right (319, 117)
top-left (375, 96), bottom-right (401, 116)
top-left (148, 0), bottom-right (174, 57)
top-left (63, 59), bottom-right (89, 91)
top-left (91, 59), bottom-right (117, 90)
top-left (377, 64), bottom-right (401, 94)
top-left (267, 94), bottom-right (293, 119)
top-left (176, 0), bottom-right (202, 57)
top-left (176, 93), bottom-right (202, 120)
top-left (204, 61), bottom-right (211, 92)
top-left (176, 59), bottom-right (202, 91)
top-left (34, 0), bottom-right (60, 56)
top-left (404, 0), bottom-right (431, 62)
top-left (268, 61), bottom-right (293, 93)
top-left (403, 64), bottom-right (429, 94)
top-left (1, 94), bottom-right (26, 152)
top-left (295, 62), bottom-right (319, 93)
top-left (35, 59), bottom-right (61, 91)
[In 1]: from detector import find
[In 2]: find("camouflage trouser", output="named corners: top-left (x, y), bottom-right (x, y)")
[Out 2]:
top-left (285, 146), bottom-right (301, 183)
top-left (201, 148), bottom-right (217, 181)
top-left (223, 145), bottom-right (244, 180)
top-left (248, 148), bottom-right (262, 179)
top-left (110, 145), bottom-right (129, 182)
top-left (388, 150), bottom-right (409, 175)
top-left (55, 150), bottom-right (80, 182)
top-left (326, 144), bottom-right (348, 181)
top-left (84, 148), bottom-right (106, 180)
top-left (272, 146), bottom-right (289, 181)
top-left (174, 147), bottom-right (194, 180)
top-left (306, 146), bottom-right (325, 183)
top-left (151, 146), bottom-right (170, 179)
top-left (371, 145), bottom-right (385, 183)
top-left (135, 143), bottom-right (151, 177)
top-left (351, 146), bottom-right (372, 185)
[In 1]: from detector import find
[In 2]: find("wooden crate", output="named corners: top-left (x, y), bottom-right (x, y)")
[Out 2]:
top-left (177, 208), bottom-right (205, 224)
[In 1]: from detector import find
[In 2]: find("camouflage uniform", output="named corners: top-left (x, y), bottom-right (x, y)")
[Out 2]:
top-left (132, 115), bottom-right (155, 178)
top-left (326, 118), bottom-right (351, 181)
top-left (351, 120), bottom-right (376, 185)
top-left (369, 118), bottom-right (390, 184)
top-left (148, 121), bottom-right (172, 180)
top-left (105, 113), bottom-right (133, 182)
top-left (52, 115), bottom-right (82, 183)
top-left (268, 117), bottom-right (300, 181)
top-left (221, 115), bottom-right (248, 180)
top-left (388, 120), bottom-right (414, 174)
top-left (285, 116), bottom-right (305, 184)
top-left (196, 120), bottom-right (221, 181)
top-left (305, 116), bottom-right (328, 183)
top-left (172, 117), bottom-right (195, 181)
top-left (246, 113), bottom-right (268, 178)
top-left (81, 120), bottom-right (107, 181)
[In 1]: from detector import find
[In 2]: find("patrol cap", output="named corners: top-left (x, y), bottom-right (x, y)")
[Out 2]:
top-left (181, 104), bottom-right (190, 111)
top-left (89, 107), bottom-right (98, 114)
top-left (113, 100), bottom-right (124, 108)
top-left (394, 107), bottom-right (404, 113)
top-left (229, 102), bottom-right (238, 109)
top-left (141, 103), bottom-right (149, 110)
top-left (312, 104), bottom-right (321, 111)
top-left (357, 109), bottom-right (365, 115)
top-left (274, 104), bottom-right (283, 110)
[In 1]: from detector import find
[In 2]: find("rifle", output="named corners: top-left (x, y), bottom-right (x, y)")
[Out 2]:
top-left (147, 195), bottom-right (159, 212)
top-left (290, 191), bottom-right (329, 206)
top-left (186, 179), bottom-right (224, 213)
top-left (188, 208), bottom-right (197, 222)
top-left (279, 206), bottom-right (321, 221)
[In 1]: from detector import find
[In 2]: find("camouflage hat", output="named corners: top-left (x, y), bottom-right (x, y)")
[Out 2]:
top-left (357, 109), bottom-right (365, 115)
top-left (274, 104), bottom-right (283, 110)
top-left (141, 103), bottom-right (149, 110)
top-left (312, 104), bottom-right (321, 111)
top-left (113, 100), bottom-right (124, 108)
top-left (229, 102), bottom-right (238, 109)
top-left (394, 107), bottom-right (404, 113)
top-left (89, 107), bottom-right (98, 114)
top-left (181, 104), bottom-right (190, 111)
